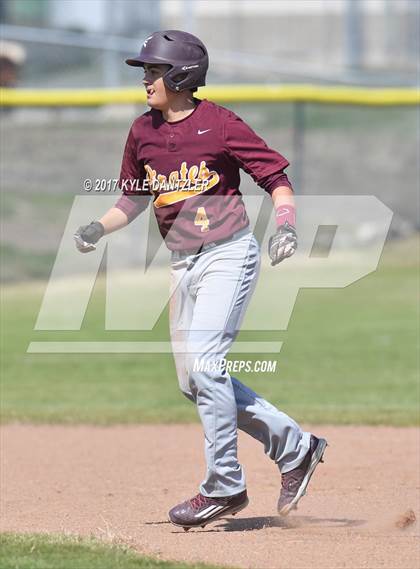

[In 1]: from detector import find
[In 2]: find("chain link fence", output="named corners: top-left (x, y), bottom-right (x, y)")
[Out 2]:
top-left (1, 101), bottom-right (418, 281)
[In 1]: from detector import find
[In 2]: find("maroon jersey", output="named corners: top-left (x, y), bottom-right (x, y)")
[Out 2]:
top-left (115, 98), bottom-right (291, 251)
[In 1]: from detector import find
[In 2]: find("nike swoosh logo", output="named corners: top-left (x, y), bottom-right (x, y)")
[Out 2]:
top-left (276, 208), bottom-right (290, 217)
top-left (197, 129), bottom-right (211, 135)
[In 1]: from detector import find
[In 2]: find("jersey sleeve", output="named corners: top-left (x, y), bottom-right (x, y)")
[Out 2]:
top-left (223, 111), bottom-right (292, 194)
top-left (114, 126), bottom-right (151, 222)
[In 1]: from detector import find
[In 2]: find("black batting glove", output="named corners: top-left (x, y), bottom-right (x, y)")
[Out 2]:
top-left (268, 221), bottom-right (297, 266)
top-left (74, 221), bottom-right (104, 253)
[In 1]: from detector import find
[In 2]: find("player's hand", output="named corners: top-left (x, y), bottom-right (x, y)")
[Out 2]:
top-left (268, 222), bottom-right (297, 266)
top-left (74, 221), bottom-right (104, 253)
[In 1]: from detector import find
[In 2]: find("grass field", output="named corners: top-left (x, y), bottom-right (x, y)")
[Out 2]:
top-left (0, 534), bottom-right (226, 569)
top-left (1, 237), bottom-right (418, 426)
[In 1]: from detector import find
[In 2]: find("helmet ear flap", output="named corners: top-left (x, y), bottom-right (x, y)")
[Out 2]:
top-left (171, 72), bottom-right (188, 84)
top-left (163, 69), bottom-right (190, 92)
top-left (164, 67), bottom-right (206, 92)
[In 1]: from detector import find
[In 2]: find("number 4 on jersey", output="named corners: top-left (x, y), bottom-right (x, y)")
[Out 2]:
top-left (194, 207), bottom-right (210, 232)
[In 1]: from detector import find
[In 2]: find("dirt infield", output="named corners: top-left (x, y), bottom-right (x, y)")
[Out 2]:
top-left (1, 424), bottom-right (419, 569)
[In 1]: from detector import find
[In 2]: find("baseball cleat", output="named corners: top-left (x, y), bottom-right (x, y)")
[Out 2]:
top-left (168, 490), bottom-right (249, 530)
top-left (277, 435), bottom-right (327, 516)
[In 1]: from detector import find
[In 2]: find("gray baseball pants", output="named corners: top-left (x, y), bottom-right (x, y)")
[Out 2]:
top-left (169, 228), bottom-right (311, 497)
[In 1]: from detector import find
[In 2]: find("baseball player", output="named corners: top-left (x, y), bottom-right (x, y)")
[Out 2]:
top-left (75, 30), bottom-right (327, 531)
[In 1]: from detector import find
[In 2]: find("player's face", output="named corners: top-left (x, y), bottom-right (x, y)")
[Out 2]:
top-left (142, 63), bottom-right (174, 109)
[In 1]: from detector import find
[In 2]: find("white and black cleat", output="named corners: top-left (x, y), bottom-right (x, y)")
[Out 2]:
top-left (169, 490), bottom-right (249, 530)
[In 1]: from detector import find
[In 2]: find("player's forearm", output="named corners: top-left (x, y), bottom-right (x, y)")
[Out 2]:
top-left (98, 207), bottom-right (129, 235)
top-left (268, 186), bottom-right (298, 265)
top-left (271, 186), bottom-right (295, 209)
top-left (271, 186), bottom-right (296, 230)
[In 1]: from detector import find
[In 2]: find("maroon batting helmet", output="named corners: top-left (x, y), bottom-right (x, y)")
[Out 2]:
top-left (125, 30), bottom-right (208, 92)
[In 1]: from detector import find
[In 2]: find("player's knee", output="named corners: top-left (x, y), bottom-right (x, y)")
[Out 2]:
top-left (185, 354), bottom-right (205, 383)
top-left (181, 388), bottom-right (195, 403)
top-left (185, 354), bottom-right (228, 393)
top-left (175, 369), bottom-right (195, 401)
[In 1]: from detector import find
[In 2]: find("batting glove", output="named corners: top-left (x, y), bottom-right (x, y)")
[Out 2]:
top-left (268, 221), bottom-right (297, 266)
top-left (74, 221), bottom-right (104, 253)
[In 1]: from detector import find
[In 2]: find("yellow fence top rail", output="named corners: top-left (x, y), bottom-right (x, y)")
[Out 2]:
top-left (1, 84), bottom-right (419, 107)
